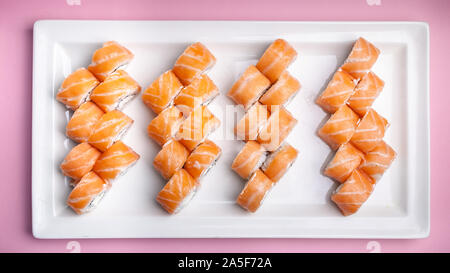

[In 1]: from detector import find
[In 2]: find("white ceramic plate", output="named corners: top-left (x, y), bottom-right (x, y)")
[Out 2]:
top-left (32, 20), bottom-right (429, 238)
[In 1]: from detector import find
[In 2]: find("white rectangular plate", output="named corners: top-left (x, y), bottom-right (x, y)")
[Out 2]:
top-left (32, 20), bottom-right (429, 238)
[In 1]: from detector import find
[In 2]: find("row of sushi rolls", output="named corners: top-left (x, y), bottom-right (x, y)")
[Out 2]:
top-left (56, 37), bottom-right (396, 217)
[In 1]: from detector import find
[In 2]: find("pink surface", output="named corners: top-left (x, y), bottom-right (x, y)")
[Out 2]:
top-left (0, 0), bottom-right (448, 253)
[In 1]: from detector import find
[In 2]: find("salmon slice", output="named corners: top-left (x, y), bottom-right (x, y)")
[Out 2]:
top-left (341, 37), bottom-right (380, 80)
top-left (184, 140), bottom-right (222, 181)
top-left (156, 169), bottom-right (198, 214)
top-left (56, 68), bottom-right (99, 110)
top-left (88, 110), bottom-right (133, 152)
top-left (92, 141), bottom-right (140, 183)
top-left (256, 39), bottom-right (297, 83)
top-left (318, 105), bottom-right (359, 150)
top-left (350, 108), bottom-right (389, 153)
top-left (67, 171), bottom-right (110, 215)
top-left (259, 70), bottom-right (301, 112)
top-left (147, 106), bottom-right (184, 146)
top-left (153, 139), bottom-right (189, 180)
top-left (347, 71), bottom-right (385, 117)
top-left (66, 102), bottom-right (104, 143)
top-left (174, 74), bottom-right (219, 116)
top-left (360, 141), bottom-right (396, 181)
top-left (231, 141), bottom-right (267, 180)
top-left (175, 106), bottom-right (221, 151)
top-left (234, 102), bottom-right (270, 141)
top-left (236, 170), bottom-right (275, 213)
top-left (60, 143), bottom-right (101, 180)
top-left (142, 70), bottom-right (183, 114)
top-left (324, 143), bottom-right (364, 183)
top-left (316, 69), bottom-right (357, 114)
top-left (88, 41), bottom-right (134, 81)
top-left (262, 143), bottom-right (298, 182)
top-left (331, 168), bottom-right (374, 216)
top-left (227, 65), bottom-right (271, 110)
top-left (172, 42), bottom-right (216, 86)
top-left (90, 70), bottom-right (141, 112)
top-left (257, 106), bottom-right (297, 151)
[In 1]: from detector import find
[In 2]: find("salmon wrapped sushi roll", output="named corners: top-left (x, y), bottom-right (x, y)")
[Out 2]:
top-left (316, 69), bottom-right (357, 114)
top-left (347, 71), bottom-right (385, 117)
top-left (318, 105), bottom-right (359, 150)
top-left (56, 68), bottom-right (99, 110)
top-left (88, 41), bottom-right (134, 81)
top-left (88, 110), bottom-right (133, 152)
top-left (231, 141), bottom-right (267, 179)
top-left (331, 168), bottom-right (374, 216)
top-left (259, 71), bottom-right (301, 112)
top-left (360, 141), bottom-right (396, 181)
top-left (234, 102), bottom-right (269, 141)
top-left (256, 39), bottom-right (297, 83)
top-left (60, 143), bottom-right (101, 180)
top-left (142, 70), bottom-right (183, 114)
top-left (324, 143), bottom-right (364, 183)
top-left (350, 108), bottom-right (389, 153)
top-left (184, 140), bottom-right (222, 181)
top-left (66, 102), bottom-right (104, 143)
top-left (153, 139), bottom-right (189, 180)
top-left (92, 141), bottom-right (140, 183)
top-left (262, 143), bottom-right (298, 182)
top-left (156, 169), bottom-right (198, 214)
top-left (174, 74), bottom-right (219, 116)
top-left (147, 106), bottom-right (184, 146)
top-left (90, 70), bottom-right (141, 112)
top-left (227, 65), bottom-right (271, 110)
top-left (257, 106), bottom-right (297, 151)
top-left (236, 170), bottom-right (275, 213)
top-left (172, 42), bottom-right (216, 86)
top-left (67, 172), bottom-right (110, 215)
top-left (341, 37), bottom-right (380, 80)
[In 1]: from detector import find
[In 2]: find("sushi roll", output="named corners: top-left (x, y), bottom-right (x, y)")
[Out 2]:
top-left (324, 143), bottom-right (364, 183)
top-left (88, 110), bottom-right (133, 152)
top-left (234, 102), bottom-right (270, 141)
top-left (172, 42), bottom-right (216, 86)
top-left (316, 69), bottom-right (357, 114)
top-left (347, 71), bottom-right (385, 117)
top-left (92, 141), bottom-right (140, 183)
top-left (261, 143), bottom-right (298, 182)
top-left (90, 70), bottom-right (141, 112)
top-left (88, 41), bottom-right (134, 81)
top-left (318, 105), bottom-right (359, 151)
top-left (175, 106), bottom-right (221, 151)
top-left (66, 102), bottom-right (104, 143)
top-left (60, 143), bottom-right (101, 180)
top-left (142, 70), bottom-right (183, 114)
top-left (156, 169), bottom-right (198, 214)
top-left (350, 108), bottom-right (389, 153)
top-left (153, 139), bottom-right (189, 180)
top-left (56, 68), bottom-right (99, 111)
top-left (257, 106), bottom-right (297, 151)
top-left (236, 170), bottom-right (274, 213)
top-left (360, 141), bottom-right (396, 181)
top-left (174, 74), bottom-right (219, 116)
top-left (147, 106), bottom-right (184, 146)
top-left (184, 140), bottom-right (222, 181)
top-left (259, 70), bottom-right (301, 112)
top-left (256, 39), bottom-right (297, 83)
top-left (341, 37), bottom-right (380, 80)
top-left (231, 141), bottom-right (266, 180)
top-left (227, 65), bottom-right (271, 110)
top-left (331, 168), bottom-right (375, 216)
top-left (67, 171), bottom-right (110, 215)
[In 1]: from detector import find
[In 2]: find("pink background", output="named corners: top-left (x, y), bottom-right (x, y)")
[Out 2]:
top-left (0, 0), bottom-right (448, 253)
